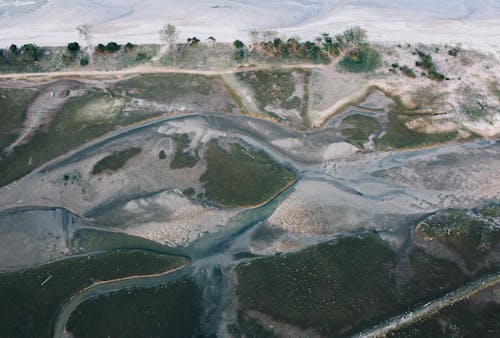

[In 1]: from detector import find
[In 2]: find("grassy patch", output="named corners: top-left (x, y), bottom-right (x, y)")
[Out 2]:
top-left (415, 50), bottom-right (445, 81)
top-left (416, 209), bottom-right (500, 270)
top-left (490, 81), bottom-right (500, 101)
top-left (182, 187), bottom-right (196, 197)
top-left (0, 250), bottom-right (187, 338)
top-left (92, 147), bottom-right (141, 175)
top-left (236, 233), bottom-right (399, 336)
top-left (403, 249), bottom-right (467, 305)
top-left (479, 204), bottom-right (500, 218)
top-left (158, 150), bottom-right (167, 160)
top-left (111, 73), bottom-right (216, 103)
top-left (340, 114), bottom-right (380, 147)
top-left (399, 65), bottom-right (416, 78)
top-left (201, 141), bottom-right (296, 207)
top-left (66, 277), bottom-right (201, 338)
top-left (376, 110), bottom-right (457, 149)
top-left (388, 289), bottom-right (500, 337)
top-left (0, 87), bottom-right (39, 150)
top-left (0, 87), bottom-right (164, 187)
top-left (170, 134), bottom-right (199, 169)
top-left (338, 45), bottom-right (382, 73)
top-left (236, 69), bottom-right (302, 112)
top-left (70, 228), bottom-right (184, 256)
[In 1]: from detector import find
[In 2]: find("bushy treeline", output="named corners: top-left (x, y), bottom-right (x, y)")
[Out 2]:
top-left (232, 26), bottom-right (374, 65)
top-left (0, 44), bottom-right (42, 68)
top-left (415, 50), bottom-right (446, 81)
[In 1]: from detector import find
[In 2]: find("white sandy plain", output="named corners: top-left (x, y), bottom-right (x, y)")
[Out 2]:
top-left (1, 0), bottom-right (500, 53)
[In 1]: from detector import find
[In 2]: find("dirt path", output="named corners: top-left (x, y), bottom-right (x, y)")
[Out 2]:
top-left (0, 63), bottom-right (324, 83)
top-left (353, 272), bottom-right (500, 338)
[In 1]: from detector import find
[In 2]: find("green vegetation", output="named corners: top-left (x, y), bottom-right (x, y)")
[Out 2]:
top-left (170, 134), bottom-right (199, 169)
top-left (187, 37), bottom-right (201, 46)
top-left (236, 233), bottom-right (398, 336)
top-left (62, 170), bottom-right (81, 186)
top-left (66, 278), bottom-right (201, 338)
top-left (490, 81), bottom-right (500, 101)
top-left (0, 87), bottom-right (39, 150)
top-left (338, 45), bottom-right (381, 73)
top-left (92, 147), bottom-right (141, 175)
top-left (340, 114), bottom-right (380, 147)
top-left (0, 88), bottom-right (166, 187)
top-left (70, 229), bottom-right (185, 256)
top-left (66, 42), bottom-right (80, 53)
top-left (201, 141), bottom-right (296, 207)
top-left (479, 204), bottom-right (500, 218)
top-left (236, 224), bottom-right (488, 336)
top-left (236, 69), bottom-right (304, 114)
top-left (416, 209), bottom-right (500, 270)
top-left (0, 250), bottom-right (187, 338)
top-left (403, 249), bottom-right (467, 305)
top-left (415, 50), bottom-right (446, 81)
top-left (376, 110), bottom-right (457, 149)
top-left (79, 57), bottom-right (89, 66)
top-left (389, 290), bottom-right (500, 337)
top-left (182, 187), bottom-right (196, 197)
top-left (233, 40), bottom-right (245, 49)
top-left (0, 43), bottom-right (42, 71)
top-left (158, 150), bottom-right (167, 159)
top-left (95, 42), bottom-right (121, 54)
top-left (448, 47), bottom-right (459, 57)
top-left (400, 65), bottom-right (416, 78)
top-left (123, 42), bottom-right (136, 52)
top-left (461, 99), bottom-right (489, 121)
top-left (110, 73), bottom-right (215, 102)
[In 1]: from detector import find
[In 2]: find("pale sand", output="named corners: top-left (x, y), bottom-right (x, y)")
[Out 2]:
top-left (0, 1), bottom-right (499, 54)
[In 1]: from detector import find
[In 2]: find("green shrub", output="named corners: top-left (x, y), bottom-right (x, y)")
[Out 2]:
top-left (415, 50), bottom-right (445, 81)
top-left (136, 52), bottom-right (148, 61)
top-left (124, 42), bottom-right (136, 51)
top-left (67, 42), bottom-right (80, 52)
top-left (400, 65), bottom-right (416, 78)
top-left (105, 42), bottom-right (120, 53)
top-left (233, 49), bottom-right (245, 61)
top-left (187, 37), bottom-right (200, 46)
top-left (80, 57), bottom-right (89, 66)
top-left (92, 148), bottom-right (142, 175)
top-left (233, 40), bottom-right (244, 49)
top-left (338, 45), bottom-right (381, 72)
top-left (95, 44), bottom-right (106, 53)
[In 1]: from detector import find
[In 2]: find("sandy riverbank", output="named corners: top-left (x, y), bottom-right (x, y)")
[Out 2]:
top-left (0, 0), bottom-right (500, 54)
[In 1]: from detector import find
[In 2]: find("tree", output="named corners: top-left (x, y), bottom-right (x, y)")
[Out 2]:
top-left (80, 57), bottom-right (89, 66)
top-left (262, 30), bottom-right (278, 42)
top-left (67, 42), bottom-right (80, 52)
top-left (9, 44), bottom-right (17, 54)
top-left (233, 40), bottom-right (244, 49)
top-left (159, 24), bottom-right (179, 50)
top-left (105, 42), bottom-right (120, 53)
top-left (20, 44), bottom-right (39, 63)
top-left (124, 42), bottom-right (135, 51)
top-left (249, 29), bottom-right (261, 44)
top-left (95, 43), bottom-right (106, 53)
top-left (187, 37), bottom-right (200, 46)
top-left (340, 26), bottom-right (367, 46)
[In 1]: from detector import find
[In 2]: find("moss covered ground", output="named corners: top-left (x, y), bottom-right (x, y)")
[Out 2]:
top-left (0, 250), bottom-right (187, 338)
top-left (201, 141), bottom-right (296, 207)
